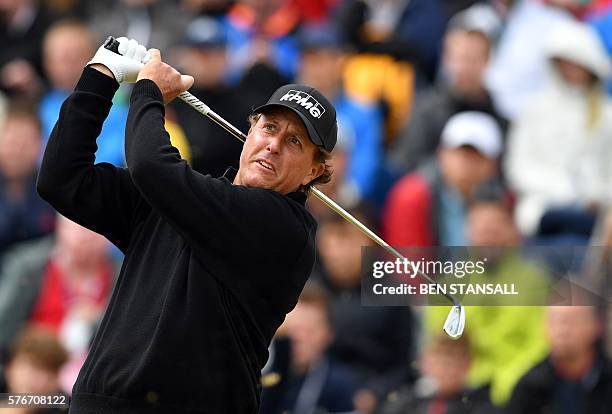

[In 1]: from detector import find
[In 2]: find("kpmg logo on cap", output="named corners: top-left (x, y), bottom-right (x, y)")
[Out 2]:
top-left (279, 90), bottom-right (326, 119)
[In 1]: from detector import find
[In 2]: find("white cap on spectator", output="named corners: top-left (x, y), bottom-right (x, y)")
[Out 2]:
top-left (441, 111), bottom-right (502, 159)
top-left (447, 3), bottom-right (502, 41)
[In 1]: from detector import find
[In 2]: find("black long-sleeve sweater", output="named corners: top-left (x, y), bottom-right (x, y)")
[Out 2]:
top-left (37, 67), bottom-right (318, 413)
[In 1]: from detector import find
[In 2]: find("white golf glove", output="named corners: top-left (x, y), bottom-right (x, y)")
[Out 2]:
top-left (87, 37), bottom-right (150, 83)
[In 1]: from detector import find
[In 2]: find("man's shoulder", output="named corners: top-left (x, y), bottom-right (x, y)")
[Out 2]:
top-left (514, 356), bottom-right (556, 392)
top-left (217, 176), bottom-right (316, 231)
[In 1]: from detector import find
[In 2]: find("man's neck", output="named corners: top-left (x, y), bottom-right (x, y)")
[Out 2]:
top-left (450, 85), bottom-right (488, 103)
top-left (552, 348), bottom-right (596, 380)
top-left (4, 177), bottom-right (28, 201)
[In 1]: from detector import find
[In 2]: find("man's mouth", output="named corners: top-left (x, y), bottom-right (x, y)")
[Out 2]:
top-left (256, 159), bottom-right (275, 172)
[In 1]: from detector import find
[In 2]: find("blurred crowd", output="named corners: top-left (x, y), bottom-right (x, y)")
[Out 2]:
top-left (2, 0), bottom-right (612, 413)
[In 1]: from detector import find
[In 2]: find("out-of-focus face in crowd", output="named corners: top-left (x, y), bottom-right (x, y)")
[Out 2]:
top-left (547, 306), bottom-right (601, 361)
top-left (442, 30), bottom-right (490, 96)
top-left (179, 47), bottom-right (227, 89)
top-left (317, 214), bottom-right (374, 289)
top-left (439, 146), bottom-right (497, 198)
top-left (0, 110), bottom-right (41, 182)
top-left (176, 16), bottom-right (228, 89)
top-left (55, 215), bottom-right (109, 270)
top-left (420, 335), bottom-right (471, 397)
top-left (286, 298), bottom-right (333, 372)
top-left (467, 202), bottom-right (520, 247)
top-left (553, 58), bottom-right (596, 90)
top-left (299, 47), bottom-right (345, 99)
top-left (43, 22), bottom-right (96, 92)
top-left (5, 328), bottom-right (68, 395)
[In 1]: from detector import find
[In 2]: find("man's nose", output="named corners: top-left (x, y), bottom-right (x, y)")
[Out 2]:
top-left (266, 136), bottom-right (281, 154)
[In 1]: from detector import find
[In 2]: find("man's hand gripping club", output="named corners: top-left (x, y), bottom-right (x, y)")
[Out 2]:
top-left (87, 37), bottom-right (193, 103)
top-left (88, 37), bottom-right (149, 83)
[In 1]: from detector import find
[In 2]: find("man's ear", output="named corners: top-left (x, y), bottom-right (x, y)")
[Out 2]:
top-left (301, 162), bottom-right (325, 186)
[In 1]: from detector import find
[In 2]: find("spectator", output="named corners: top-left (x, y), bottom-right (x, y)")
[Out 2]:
top-left (336, 0), bottom-right (445, 141)
top-left (336, 0), bottom-right (447, 86)
top-left (224, 0), bottom-right (301, 84)
top-left (382, 111), bottom-right (502, 247)
top-left (170, 16), bottom-right (249, 177)
top-left (261, 282), bottom-right (359, 414)
top-left (485, 0), bottom-right (581, 120)
top-left (0, 236), bottom-right (53, 350)
top-left (507, 305), bottom-right (612, 413)
top-left (297, 22), bottom-right (385, 206)
top-left (29, 216), bottom-right (113, 342)
top-left (504, 20), bottom-right (612, 241)
top-left (0, 99), bottom-right (55, 254)
top-left (315, 204), bottom-right (416, 413)
top-left (0, 0), bottom-right (58, 96)
top-left (39, 19), bottom-right (128, 166)
top-left (389, 4), bottom-right (506, 175)
top-left (425, 183), bottom-right (550, 405)
top-left (0, 215), bottom-right (118, 391)
top-left (1, 326), bottom-right (68, 414)
top-left (379, 334), bottom-right (498, 414)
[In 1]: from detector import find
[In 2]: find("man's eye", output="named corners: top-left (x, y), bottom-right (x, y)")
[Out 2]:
top-left (290, 137), bottom-right (301, 146)
top-left (264, 124), bottom-right (275, 132)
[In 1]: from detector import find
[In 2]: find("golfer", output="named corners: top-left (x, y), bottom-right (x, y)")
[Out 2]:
top-left (37, 37), bottom-right (337, 413)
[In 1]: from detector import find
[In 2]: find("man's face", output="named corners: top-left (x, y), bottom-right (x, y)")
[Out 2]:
top-left (234, 108), bottom-right (324, 194)
top-left (286, 301), bottom-right (333, 370)
top-left (298, 48), bottom-right (344, 96)
top-left (554, 58), bottom-right (594, 90)
top-left (438, 146), bottom-right (497, 198)
top-left (467, 203), bottom-right (520, 247)
top-left (179, 47), bottom-right (226, 89)
top-left (548, 306), bottom-right (600, 360)
top-left (317, 219), bottom-right (372, 288)
top-left (44, 26), bottom-right (95, 91)
top-left (6, 355), bottom-right (59, 394)
top-left (443, 30), bottom-right (490, 96)
top-left (420, 340), bottom-right (470, 397)
top-left (0, 115), bottom-right (41, 180)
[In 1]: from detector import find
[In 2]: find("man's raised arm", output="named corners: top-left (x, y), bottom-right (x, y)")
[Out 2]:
top-left (37, 38), bottom-right (148, 251)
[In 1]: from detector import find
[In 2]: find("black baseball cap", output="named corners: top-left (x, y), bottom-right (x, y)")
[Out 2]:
top-left (253, 84), bottom-right (337, 152)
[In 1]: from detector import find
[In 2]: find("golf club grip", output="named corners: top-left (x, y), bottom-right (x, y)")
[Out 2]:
top-left (103, 36), bottom-right (121, 54)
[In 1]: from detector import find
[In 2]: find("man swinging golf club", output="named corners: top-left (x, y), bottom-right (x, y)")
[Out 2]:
top-left (37, 37), bottom-right (336, 413)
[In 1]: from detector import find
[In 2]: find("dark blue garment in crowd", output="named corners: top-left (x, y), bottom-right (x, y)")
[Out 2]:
top-left (0, 174), bottom-right (55, 254)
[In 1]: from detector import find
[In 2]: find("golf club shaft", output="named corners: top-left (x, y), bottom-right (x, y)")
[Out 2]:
top-left (177, 90), bottom-right (460, 307)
